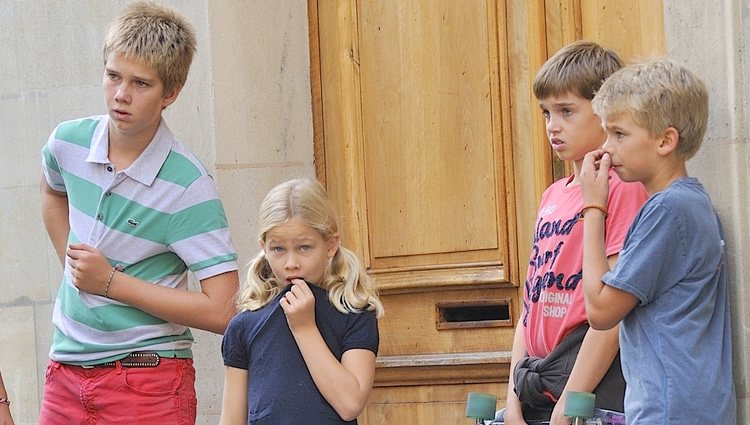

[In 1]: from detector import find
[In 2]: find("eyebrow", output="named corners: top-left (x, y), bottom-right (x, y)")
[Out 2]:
top-left (604, 123), bottom-right (624, 131)
top-left (538, 101), bottom-right (577, 109)
top-left (104, 66), bottom-right (158, 84)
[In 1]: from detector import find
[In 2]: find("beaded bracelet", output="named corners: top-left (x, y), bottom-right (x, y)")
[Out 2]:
top-left (0, 397), bottom-right (9, 406)
top-left (579, 204), bottom-right (608, 220)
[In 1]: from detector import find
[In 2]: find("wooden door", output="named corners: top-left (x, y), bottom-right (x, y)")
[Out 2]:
top-left (308, 1), bottom-right (663, 423)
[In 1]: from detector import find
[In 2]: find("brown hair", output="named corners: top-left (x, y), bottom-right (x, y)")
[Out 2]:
top-left (534, 40), bottom-right (624, 100)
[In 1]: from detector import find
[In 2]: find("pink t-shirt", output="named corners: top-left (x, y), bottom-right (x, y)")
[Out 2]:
top-left (523, 170), bottom-right (648, 357)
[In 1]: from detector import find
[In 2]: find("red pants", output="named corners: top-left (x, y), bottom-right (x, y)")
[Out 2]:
top-left (39, 358), bottom-right (197, 425)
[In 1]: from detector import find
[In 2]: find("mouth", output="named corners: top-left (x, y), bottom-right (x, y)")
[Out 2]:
top-left (550, 138), bottom-right (564, 151)
top-left (111, 109), bottom-right (131, 120)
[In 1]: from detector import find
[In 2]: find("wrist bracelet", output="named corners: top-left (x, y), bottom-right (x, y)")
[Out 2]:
top-left (0, 397), bottom-right (9, 406)
top-left (579, 204), bottom-right (607, 220)
top-left (104, 267), bottom-right (117, 298)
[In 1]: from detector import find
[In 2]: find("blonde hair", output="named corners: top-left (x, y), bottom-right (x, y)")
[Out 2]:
top-left (592, 59), bottom-right (708, 160)
top-left (534, 40), bottom-right (624, 100)
top-left (238, 179), bottom-right (384, 317)
top-left (103, 1), bottom-right (196, 94)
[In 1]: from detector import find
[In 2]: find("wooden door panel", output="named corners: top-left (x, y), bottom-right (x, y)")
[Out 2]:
top-left (377, 287), bottom-right (517, 356)
top-left (360, 383), bottom-right (506, 425)
top-left (358, 0), bottom-right (502, 266)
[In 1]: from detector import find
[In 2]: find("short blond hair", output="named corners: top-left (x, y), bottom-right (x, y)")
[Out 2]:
top-left (239, 179), bottom-right (384, 317)
top-left (534, 40), bottom-right (624, 100)
top-left (592, 59), bottom-right (708, 160)
top-left (103, 1), bottom-right (196, 94)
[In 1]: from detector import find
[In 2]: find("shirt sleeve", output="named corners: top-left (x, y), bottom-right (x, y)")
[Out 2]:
top-left (41, 130), bottom-right (66, 192)
top-left (166, 174), bottom-right (239, 280)
top-left (603, 199), bottom-right (682, 305)
top-left (222, 313), bottom-right (249, 369)
top-left (343, 310), bottom-right (379, 355)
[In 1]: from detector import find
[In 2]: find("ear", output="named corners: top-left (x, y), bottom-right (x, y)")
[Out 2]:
top-left (327, 233), bottom-right (341, 258)
top-left (657, 126), bottom-right (680, 157)
top-left (161, 83), bottom-right (183, 110)
top-left (259, 239), bottom-right (267, 254)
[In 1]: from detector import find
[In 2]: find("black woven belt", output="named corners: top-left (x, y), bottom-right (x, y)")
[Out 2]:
top-left (82, 352), bottom-right (160, 368)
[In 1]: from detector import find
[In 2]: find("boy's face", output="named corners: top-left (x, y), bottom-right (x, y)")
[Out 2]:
top-left (103, 52), bottom-right (179, 143)
top-left (539, 92), bottom-right (606, 164)
top-left (601, 113), bottom-right (661, 186)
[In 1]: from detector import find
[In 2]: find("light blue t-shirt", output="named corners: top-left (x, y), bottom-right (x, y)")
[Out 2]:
top-left (602, 177), bottom-right (735, 425)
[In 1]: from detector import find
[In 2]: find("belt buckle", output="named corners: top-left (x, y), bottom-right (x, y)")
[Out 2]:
top-left (120, 352), bottom-right (160, 367)
top-left (98, 352), bottom-right (161, 368)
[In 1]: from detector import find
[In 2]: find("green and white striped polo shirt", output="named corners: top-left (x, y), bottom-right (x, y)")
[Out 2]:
top-left (42, 115), bottom-right (238, 365)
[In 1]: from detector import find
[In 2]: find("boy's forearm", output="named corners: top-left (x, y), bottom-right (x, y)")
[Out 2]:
top-left (582, 213), bottom-right (611, 326)
top-left (504, 319), bottom-right (527, 418)
top-left (561, 325), bottom-right (619, 393)
top-left (107, 270), bottom-right (238, 334)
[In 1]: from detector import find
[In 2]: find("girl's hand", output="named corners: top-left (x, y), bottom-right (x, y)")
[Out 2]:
top-left (580, 149), bottom-right (611, 207)
top-left (66, 243), bottom-right (113, 296)
top-left (280, 279), bottom-right (316, 332)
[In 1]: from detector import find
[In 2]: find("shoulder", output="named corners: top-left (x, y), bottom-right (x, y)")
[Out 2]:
top-left (157, 138), bottom-right (213, 189)
top-left (226, 306), bottom-right (275, 337)
top-left (658, 177), bottom-right (709, 204)
top-left (50, 115), bottom-right (106, 149)
top-left (544, 176), bottom-right (573, 195)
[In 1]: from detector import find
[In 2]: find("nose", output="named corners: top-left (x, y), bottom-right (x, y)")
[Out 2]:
top-left (284, 252), bottom-right (300, 270)
top-left (546, 114), bottom-right (560, 134)
top-left (114, 83), bottom-right (130, 103)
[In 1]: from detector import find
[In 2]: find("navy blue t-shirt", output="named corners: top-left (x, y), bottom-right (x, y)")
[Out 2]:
top-left (222, 284), bottom-right (379, 424)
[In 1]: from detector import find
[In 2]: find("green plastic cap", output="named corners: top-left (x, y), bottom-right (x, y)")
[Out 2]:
top-left (465, 392), bottom-right (497, 419)
top-left (564, 391), bottom-right (596, 418)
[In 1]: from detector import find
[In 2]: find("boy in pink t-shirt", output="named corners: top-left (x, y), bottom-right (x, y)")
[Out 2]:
top-left (501, 41), bottom-right (648, 425)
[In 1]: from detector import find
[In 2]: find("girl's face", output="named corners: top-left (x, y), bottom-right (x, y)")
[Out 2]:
top-left (261, 218), bottom-right (339, 287)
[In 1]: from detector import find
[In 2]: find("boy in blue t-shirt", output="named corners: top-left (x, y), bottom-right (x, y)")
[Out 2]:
top-left (579, 59), bottom-right (736, 424)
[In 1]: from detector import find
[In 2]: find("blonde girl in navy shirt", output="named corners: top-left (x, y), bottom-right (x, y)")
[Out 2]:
top-left (220, 178), bottom-right (384, 424)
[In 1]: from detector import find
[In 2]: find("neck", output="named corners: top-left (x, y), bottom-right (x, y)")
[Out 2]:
top-left (568, 159), bottom-right (585, 186)
top-left (644, 160), bottom-right (688, 195)
top-left (107, 122), bottom-right (158, 171)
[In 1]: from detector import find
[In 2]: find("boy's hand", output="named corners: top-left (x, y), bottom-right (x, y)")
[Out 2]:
top-left (580, 149), bottom-right (611, 207)
top-left (550, 398), bottom-right (572, 425)
top-left (66, 243), bottom-right (113, 296)
top-left (280, 279), bottom-right (316, 332)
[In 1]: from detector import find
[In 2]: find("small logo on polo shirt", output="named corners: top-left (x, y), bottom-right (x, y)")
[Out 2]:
top-left (127, 218), bottom-right (139, 227)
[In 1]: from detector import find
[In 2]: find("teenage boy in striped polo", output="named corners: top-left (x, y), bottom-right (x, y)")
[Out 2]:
top-left (38, 2), bottom-right (238, 424)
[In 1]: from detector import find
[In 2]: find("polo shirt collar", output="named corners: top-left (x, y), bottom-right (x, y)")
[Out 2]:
top-left (87, 115), bottom-right (174, 186)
